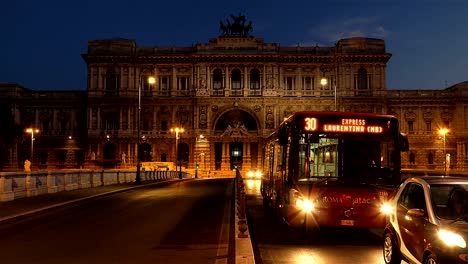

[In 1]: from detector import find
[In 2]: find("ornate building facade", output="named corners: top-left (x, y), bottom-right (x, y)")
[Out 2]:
top-left (1, 19), bottom-right (468, 174)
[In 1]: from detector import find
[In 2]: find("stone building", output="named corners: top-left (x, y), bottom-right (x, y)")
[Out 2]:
top-left (1, 18), bottom-right (467, 173)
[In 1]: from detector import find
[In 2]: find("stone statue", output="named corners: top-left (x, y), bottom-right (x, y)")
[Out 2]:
top-left (121, 152), bottom-right (126, 164)
top-left (219, 13), bottom-right (253, 37)
top-left (24, 159), bottom-right (31, 172)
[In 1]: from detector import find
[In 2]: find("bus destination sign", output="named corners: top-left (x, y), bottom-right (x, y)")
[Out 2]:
top-left (304, 117), bottom-right (384, 133)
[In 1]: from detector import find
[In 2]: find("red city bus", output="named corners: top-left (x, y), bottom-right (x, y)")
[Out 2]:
top-left (261, 111), bottom-right (409, 230)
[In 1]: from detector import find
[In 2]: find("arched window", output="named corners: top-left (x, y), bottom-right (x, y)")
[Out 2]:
top-left (250, 68), bottom-right (260, 89)
top-left (231, 69), bottom-right (242, 90)
top-left (212, 69), bottom-right (223, 89)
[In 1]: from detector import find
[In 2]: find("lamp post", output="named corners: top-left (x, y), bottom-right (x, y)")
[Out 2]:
top-left (136, 73), bottom-right (156, 185)
top-left (25, 128), bottom-right (39, 168)
top-left (170, 127), bottom-right (184, 179)
top-left (320, 77), bottom-right (337, 111)
top-left (439, 128), bottom-right (449, 175)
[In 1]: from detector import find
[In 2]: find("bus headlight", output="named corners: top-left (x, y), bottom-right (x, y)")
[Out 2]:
top-left (247, 170), bottom-right (262, 178)
top-left (296, 198), bottom-right (314, 212)
top-left (439, 229), bottom-right (467, 248)
top-left (380, 203), bottom-right (393, 215)
top-left (255, 171), bottom-right (262, 178)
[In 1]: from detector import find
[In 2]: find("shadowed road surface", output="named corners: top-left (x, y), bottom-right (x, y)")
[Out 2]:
top-left (0, 179), bottom-right (234, 264)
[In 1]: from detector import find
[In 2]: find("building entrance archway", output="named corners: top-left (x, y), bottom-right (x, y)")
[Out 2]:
top-left (213, 109), bottom-right (260, 171)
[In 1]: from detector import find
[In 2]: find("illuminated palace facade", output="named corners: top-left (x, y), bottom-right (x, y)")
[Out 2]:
top-left (2, 32), bottom-right (468, 174)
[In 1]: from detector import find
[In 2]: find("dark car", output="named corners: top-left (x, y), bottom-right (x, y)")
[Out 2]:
top-left (382, 176), bottom-right (468, 264)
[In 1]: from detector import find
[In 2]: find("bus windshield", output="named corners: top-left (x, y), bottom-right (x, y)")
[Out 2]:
top-left (298, 133), bottom-right (397, 184)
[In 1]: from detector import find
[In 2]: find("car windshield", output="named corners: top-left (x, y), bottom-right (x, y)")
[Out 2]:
top-left (431, 183), bottom-right (468, 221)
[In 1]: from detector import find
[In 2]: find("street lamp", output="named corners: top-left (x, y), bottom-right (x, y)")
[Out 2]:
top-left (136, 73), bottom-right (156, 185)
top-left (320, 77), bottom-right (337, 111)
top-left (25, 128), bottom-right (39, 168)
top-left (439, 128), bottom-right (449, 175)
top-left (170, 127), bottom-right (184, 179)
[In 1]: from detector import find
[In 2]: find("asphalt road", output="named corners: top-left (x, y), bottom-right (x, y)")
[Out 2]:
top-left (0, 178), bottom-right (234, 264)
top-left (243, 179), bottom-right (405, 264)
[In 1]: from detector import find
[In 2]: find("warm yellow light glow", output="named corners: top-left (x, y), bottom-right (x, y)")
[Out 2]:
top-left (148, 76), bottom-right (156, 84)
top-left (320, 77), bottom-right (328, 86)
top-left (296, 198), bottom-right (314, 212)
top-left (380, 203), bottom-right (393, 215)
top-left (170, 127), bottom-right (184, 133)
top-left (439, 229), bottom-right (466, 248)
top-left (438, 128), bottom-right (449, 136)
top-left (26, 128), bottom-right (39, 134)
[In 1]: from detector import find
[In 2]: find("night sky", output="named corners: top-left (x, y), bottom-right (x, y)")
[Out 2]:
top-left (1, 0), bottom-right (467, 91)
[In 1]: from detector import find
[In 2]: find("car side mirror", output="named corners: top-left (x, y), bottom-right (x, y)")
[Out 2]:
top-left (407, 208), bottom-right (425, 217)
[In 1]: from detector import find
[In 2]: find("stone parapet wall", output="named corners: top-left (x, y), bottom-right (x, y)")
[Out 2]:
top-left (0, 169), bottom-right (188, 202)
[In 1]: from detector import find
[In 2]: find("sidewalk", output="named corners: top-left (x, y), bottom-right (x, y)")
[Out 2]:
top-left (0, 180), bottom-right (173, 223)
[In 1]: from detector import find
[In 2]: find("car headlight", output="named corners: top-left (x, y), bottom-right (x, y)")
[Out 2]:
top-left (247, 171), bottom-right (254, 178)
top-left (380, 203), bottom-right (393, 215)
top-left (296, 198), bottom-right (314, 212)
top-left (438, 229), bottom-right (467, 248)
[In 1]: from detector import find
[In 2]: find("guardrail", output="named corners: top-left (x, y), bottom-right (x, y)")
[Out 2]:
top-left (234, 169), bottom-right (255, 264)
top-left (0, 169), bottom-right (189, 202)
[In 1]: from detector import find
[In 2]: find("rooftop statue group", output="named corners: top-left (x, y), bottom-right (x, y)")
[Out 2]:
top-left (219, 13), bottom-right (253, 37)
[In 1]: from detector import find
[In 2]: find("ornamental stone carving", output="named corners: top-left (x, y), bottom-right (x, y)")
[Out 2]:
top-left (441, 109), bottom-right (452, 122)
top-left (422, 109), bottom-right (433, 121)
top-left (404, 110), bottom-right (416, 121)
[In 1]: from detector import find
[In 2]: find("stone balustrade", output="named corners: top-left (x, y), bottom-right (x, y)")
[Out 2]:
top-left (0, 169), bottom-right (189, 202)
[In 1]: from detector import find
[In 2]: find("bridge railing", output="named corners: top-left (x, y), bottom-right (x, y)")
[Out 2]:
top-left (0, 169), bottom-right (190, 202)
top-left (234, 169), bottom-right (255, 264)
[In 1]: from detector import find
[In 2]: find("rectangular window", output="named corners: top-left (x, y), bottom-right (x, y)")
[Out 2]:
top-left (426, 121), bottom-right (431, 131)
top-left (354, 75), bottom-right (371, 90)
top-left (177, 77), bottom-right (189, 91)
top-left (408, 121), bottom-right (414, 132)
top-left (284, 77), bottom-right (294, 90)
top-left (320, 76), bottom-right (333, 90)
top-left (160, 76), bottom-right (170, 90)
top-left (302, 76), bottom-right (314, 90)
